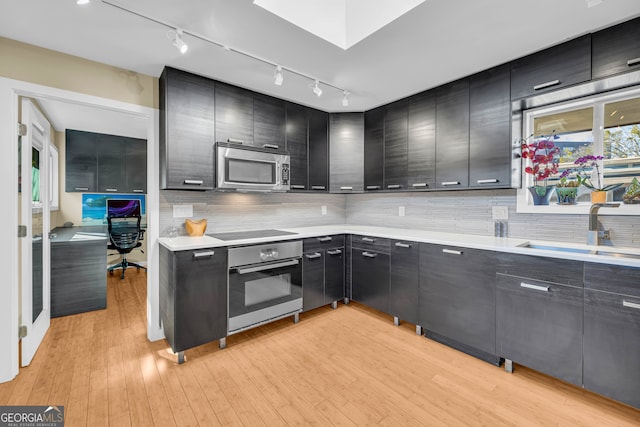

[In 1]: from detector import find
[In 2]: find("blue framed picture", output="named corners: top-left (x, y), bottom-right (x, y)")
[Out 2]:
top-left (82, 194), bottom-right (146, 225)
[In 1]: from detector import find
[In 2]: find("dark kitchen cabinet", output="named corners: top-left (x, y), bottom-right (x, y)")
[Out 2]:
top-left (253, 92), bottom-right (286, 151)
top-left (469, 64), bottom-right (512, 189)
top-left (65, 129), bottom-right (98, 192)
top-left (97, 135), bottom-right (125, 193)
top-left (384, 99), bottom-right (408, 191)
top-left (159, 245), bottom-right (227, 360)
top-left (329, 113), bottom-right (364, 193)
top-left (435, 79), bottom-right (470, 189)
top-left (286, 102), bottom-right (308, 190)
top-left (125, 138), bottom-right (147, 194)
top-left (303, 235), bottom-right (345, 312)
top-left (308, 109), bottom-right (329, 191)
top-left (407, 90), bottom-right (436, 190)
top-left (364, 107), bottom-right (385, 191)
top-left (420, 244), bottom-right (498, 364)
top-left (303, 250), bottom-right (325, 312)
top-left (496, 253), bottom-right (584, 386)
top-left (583, 263), bottom-right (640, 409)
top-left (324, 246), bottom-right (345, 304)
top-left (510, 35), bottom-right (592, 100)
top-left (214, 82), bottom-right (254, 146)
top-left (592, 17), bottom-right (640, 80)
top-left (351, 235), bottom-right (390, 314)
top-left (160, 67), bottom-right (215, 190)
top-left (389, 240), bottom-right (419, 325)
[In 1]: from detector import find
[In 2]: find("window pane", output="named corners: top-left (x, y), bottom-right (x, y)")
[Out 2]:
top-left (604, 96), bottom-right (640, 201)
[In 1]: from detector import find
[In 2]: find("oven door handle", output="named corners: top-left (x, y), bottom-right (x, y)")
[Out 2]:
top-left (234, 259), bottom-right (300, 274)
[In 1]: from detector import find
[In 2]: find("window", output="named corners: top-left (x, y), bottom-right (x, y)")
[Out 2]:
top-left (517, 85), bottom-right (640, 214)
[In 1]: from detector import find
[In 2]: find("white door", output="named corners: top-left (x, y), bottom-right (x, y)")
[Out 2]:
top-left (20, 98), bottom-right (51, 367)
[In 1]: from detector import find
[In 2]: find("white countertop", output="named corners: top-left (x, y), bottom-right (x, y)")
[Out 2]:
top-left (158, 224), bottom-right (640, 268)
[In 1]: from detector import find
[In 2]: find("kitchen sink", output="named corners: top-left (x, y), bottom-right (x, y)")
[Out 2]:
top-left (592, 250), bottom-right (640, 260)
top-left (517, 243), bottom-right (593, 254)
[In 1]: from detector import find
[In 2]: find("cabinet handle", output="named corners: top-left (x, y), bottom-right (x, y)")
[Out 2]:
top-left (305, 252), bottom-right (322, 259)
top-left (441, 181), bottom-right (460, 186)
top-left (184, 179), bottom-right (204, 185)
top-left (477, 179), bottom-right (499, 184)
top-left (395, 242), bottom-right (411, 248)
top-left (366, 185), bottom-right (381, 190)
top-left (235, 259), bottom-right (299, 274)
top-left (533, 79), bottom-right (561, 91)
top-left (227, 138), bottom-right (244, 145)
top-left (193, 250), bottom-right (215, 258)
top-left (340, 186), bottom-right (353, 191)
top-left (106, 188), bottom-right (118, 192)
top-left (623, 300), bottom-right (640, 310)
top-left (327, 249), bottom-right (342, 256)
top-left (627, 57), bottom-right (640, 67)
top-left (132, 189), bottom-right (145, 193)
top-left (412, 183), bottom-right (428, 188)
top-left (362, 237), bottom-right (375, 243)
top-left (291, 185), bottom-right (306, 190)
top-left (311, 186), bottom-right (326, 190)
top-left (520, 282), bottom-right (549, 292)
top-left (262, 144), bottom-right (280, 149)
top-left (362, 252), bottom-right (377, 258)
top-left (442, 249), bottom-right (462, 255)
top-left (317, 236), bottom-right (332, 242)
top-left (387, 184), bottom-right (401, 189)
top-left (75, 187), bottom-right (89, 191)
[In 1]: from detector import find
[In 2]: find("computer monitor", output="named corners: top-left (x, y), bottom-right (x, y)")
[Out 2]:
top-left (106, 199), bottom-right (141, 218)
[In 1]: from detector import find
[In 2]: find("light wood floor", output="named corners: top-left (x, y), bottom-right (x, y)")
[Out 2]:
top-left (1, 271), bottom-right (639, 426)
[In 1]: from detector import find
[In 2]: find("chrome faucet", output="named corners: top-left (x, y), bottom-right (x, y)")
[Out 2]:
top-left (587, 203), bottom-right (620, 245)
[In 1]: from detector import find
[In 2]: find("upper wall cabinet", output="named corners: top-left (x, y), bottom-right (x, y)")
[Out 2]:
top-left (160, 67), bottom-right (215, 190)
top-left (383, 99), bottom-right (409, 191)
top-left (469, 64), bottom-right (512, 188)
top-left (253, 92), bottom-right (286, 151)
top-left (435, 79), bottom-right (470, 189)
top-left (65, 129), bottom-right (98, 192)
top-left (286, 102), bottom-right (308, 191)
top-left (125, 138), bottom-right (147, 194)
top-left (407, 90), bottom-right (436, 190)
top-left (592, 17), bottom-right (640, 80)
top-left (329, 113), bottom-right (364, 193)
top-left (214, 82), bottom-right (253, 147)
top-left (308, 108), bottom-right (329, 191)
top-left (510, 35), bottom-right (592, 100)
top-left (363, 107), bottom-right (385, 191)
top-left (96, 135), bottom-right (125, 193)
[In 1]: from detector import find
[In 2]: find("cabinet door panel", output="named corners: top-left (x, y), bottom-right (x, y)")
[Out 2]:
top-left (364, 107), bottom-right (384, 191)
top-left (253, 93), bottom-right (286, 151)
top-left (329, 113), bottom-right (364, 193)
top-left (125, 138), bottom-right (147, 193)
top-left (325, 247), bottom-right (345, 304)
top-left (308, 109), bottom-right (329, 191)
top-left (592, 17), bottom-right (640, 80)
top-left (215, 82), bottom-right (254, 146)
top-left (389, 240), bottom-right (419, 324)
top-left (435, 80), bottom-right (469, 189)
top-left (584, 262), bottom-right (640, 298)
top-left (408, 91), bottom-right (436, 189)
top-left (65, 129), bottom-right (97, 192)
top-left (384, 100), bottom-right (408, 190)
top-left (286, 103), bottom-right (308, 190)
top-left (469, 65), bottom-right (511, 188)
top-left (303, 251), bottom-right (325, 311)
top-left (352, 250), bottom-right (389, 314)
top-left (97, 135), bottom-right (125, 193)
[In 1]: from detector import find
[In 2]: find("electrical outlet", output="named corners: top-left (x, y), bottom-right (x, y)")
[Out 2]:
top-left (398, 206), bottom-right (405, 217)
top-left (321, 205), bottom-right (327, 215)
top-left (492, 206), bottom-right (509, 220)
top-left (173, 204), bottom-right (193, 218)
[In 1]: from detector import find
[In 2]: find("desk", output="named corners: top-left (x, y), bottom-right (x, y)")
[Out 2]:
top-left (50, 226), bottom-right (107, 318)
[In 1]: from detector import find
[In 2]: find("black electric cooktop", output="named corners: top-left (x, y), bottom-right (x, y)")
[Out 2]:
top-left (207, 229), bottom-right (298, 241)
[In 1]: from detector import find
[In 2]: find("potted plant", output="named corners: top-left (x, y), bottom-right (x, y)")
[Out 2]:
top-left (555, 172), bottom-right (580, 205)
top-left (572, 155), bottom-right (622, 203)
top-left (521, 134), bottom-right (560, 205)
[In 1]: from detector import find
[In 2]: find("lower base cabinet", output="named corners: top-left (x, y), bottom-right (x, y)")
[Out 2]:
top-left (303, 250), bottom-right (325, 311)
top-left (159, 245), bottom-right (227, 354)
top-left (302, 236), bottom-right (345, 312)
top-left (351, 237), bottom-right (390, 314)
top-left (389, 240), bottom-right (419, 324)
top-left (324, 247), bottom-right (345, 304)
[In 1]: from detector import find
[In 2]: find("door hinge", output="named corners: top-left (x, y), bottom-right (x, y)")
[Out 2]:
top-left (18, 325), bottom-right (27, 339)
top-left (18, 225), bottom-right (27, 238)
top-left (17, 122), bottom-right (27, 137)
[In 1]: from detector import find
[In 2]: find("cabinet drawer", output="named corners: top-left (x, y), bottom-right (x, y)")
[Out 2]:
top-left (496, 273), bottom-right (583, 386)
top-left (303, 235), bottom-right (345, 252)
top-left (497, 252), bottom-right (584, 287)
top-left (584, 262), bottom-right (640, 298)
top-left (351, 234), bottom-right (390, 253)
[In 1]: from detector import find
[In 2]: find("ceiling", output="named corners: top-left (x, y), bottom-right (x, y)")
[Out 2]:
top-left (2, 0), bottom-right (640, 137)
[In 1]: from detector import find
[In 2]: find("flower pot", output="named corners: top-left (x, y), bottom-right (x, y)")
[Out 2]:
top-left (528, 186), bottom-right (554, 206)
top-left (590, 190), bottom-right (607, 204)
top-left (555, 187), bottom-right (578, 205)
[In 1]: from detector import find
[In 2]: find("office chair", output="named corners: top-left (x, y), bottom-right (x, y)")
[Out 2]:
top-left (107, 214), bottom-right (147, 279)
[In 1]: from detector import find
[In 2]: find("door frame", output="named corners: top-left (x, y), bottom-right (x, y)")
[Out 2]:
top-left (0, 76), bottom-right (162, 384)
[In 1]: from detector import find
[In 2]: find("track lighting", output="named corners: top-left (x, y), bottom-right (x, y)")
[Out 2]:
top-left (274, 65), bottom-right (284, 86)
top-left (313, 80), bottom-right (322, 97)
top-left (170, 29), bottom-right (188, 54)
top-left (76, 0), bottom-right (90, 4)
top-left (342, 91), bottom-right (349, 107)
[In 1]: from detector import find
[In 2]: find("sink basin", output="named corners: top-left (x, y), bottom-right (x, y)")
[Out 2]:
top-left (592, 250), bottom-right (640, 260)
top-left (518, 243), bottom-right (593, 254)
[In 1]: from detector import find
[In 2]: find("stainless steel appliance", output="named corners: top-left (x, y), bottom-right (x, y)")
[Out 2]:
top-left (216, 142), bottom-right (290, 192)
top-left (227, 240), bottom-right (302, 334)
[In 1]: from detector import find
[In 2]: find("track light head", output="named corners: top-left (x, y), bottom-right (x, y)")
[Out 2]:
top-left (170, 29), bottom-right (188, 54)
top-left (342, 91), bottom-right (349, 107)
top-left (312, 80), bottom-right (322, 97)
top-left (274, 65), bottom-right (284, 86)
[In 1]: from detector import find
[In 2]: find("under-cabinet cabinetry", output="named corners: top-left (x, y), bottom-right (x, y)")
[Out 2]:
top-left (363, 107), bottom-right (384, 191)
top-left (329, 113), bottom-right (364, 193)
top-left (419, 244), bottom-right (498, 363)
top-left (407, 90), bottom-right (436, 190)
top-left (351, 235), bottom-right (390, 314)
top-left (159, 245), bottom-right (227, 356)
top-left (389, 239), bottom-right (419, 325)
top-left (592, 16), bottom-right (640, 80)
top-left (583, 263), bottom-right (640, 409)
top-left (383, 99), bottom-right (409, 191)
top-left (496, 253), bottom-right (584, 386)
top-left (510, 34), bottom-right (592, 99)
top-left (160, 67), bottom-right (215, 190)
top-left (302, 235), bottom-right (345, 311)
top-left (214, 82), bottom-right (254, 146)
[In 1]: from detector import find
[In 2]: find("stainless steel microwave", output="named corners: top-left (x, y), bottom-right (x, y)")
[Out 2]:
top-left (216, 142), bottom-right (290, 192)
